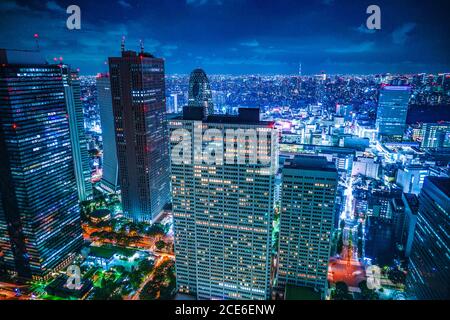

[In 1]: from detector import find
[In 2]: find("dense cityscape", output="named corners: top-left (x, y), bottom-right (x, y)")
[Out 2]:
top-left (0, 0), bottom-right (449, 306)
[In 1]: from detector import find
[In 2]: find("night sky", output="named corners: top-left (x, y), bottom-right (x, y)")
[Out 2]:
top-left (1, 0), bottom-right (449, 75)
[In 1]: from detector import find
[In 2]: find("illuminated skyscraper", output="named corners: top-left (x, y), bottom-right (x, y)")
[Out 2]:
top-left (108, 47), bottom-right (170, 222)
top-left (96, 73), bottom-right (119, 193)
top-left (188, 68), bottom-right (214, 118)
top-left (0, 49), bottom-right (82, 280)
top-left (62, 65), bottom-right (93, 201)
top-left (419, 122), bottom-right (450, 149)
top-left (376, 85), bottom-right (411, 142)
top-left (278, 155), bottom-right (338, 295)
top-left (169, 107), bottom-right (278, 300)
top-left (406, 177), bottom-right (449, 300)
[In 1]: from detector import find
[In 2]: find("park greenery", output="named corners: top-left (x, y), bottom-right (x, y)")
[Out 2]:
top-left (90, 258), bottom-right (155, 300)
top-left (331, 281), bottom-right (353, 300)
top-left (140, 260), bottom-right (176, 300)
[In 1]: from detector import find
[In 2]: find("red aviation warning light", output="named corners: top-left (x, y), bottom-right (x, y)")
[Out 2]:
top-left (34, 33), bottom-right (40, 50)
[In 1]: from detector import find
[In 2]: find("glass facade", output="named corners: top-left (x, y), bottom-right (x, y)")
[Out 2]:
top-left (0, 51), bottom-right (82, 280)
top-left (376, 86), bottom-right (411, 141)
top-left (62, 65), bottom-right (93, 202)
top-left (406, 176), bottom-right (450, 300)
top-left (96, 74), bottom-right (119, 193)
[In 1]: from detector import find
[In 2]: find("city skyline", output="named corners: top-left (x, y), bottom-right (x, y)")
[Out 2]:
top-left (0, 0), bottom-right (449, 75)
top-left (1, 0), bottom-right (449, 305)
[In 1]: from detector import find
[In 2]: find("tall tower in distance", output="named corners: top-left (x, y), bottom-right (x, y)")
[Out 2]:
top-left (169, 107), bottom-right (279, 300)
top-left (108, 43), bottom-right (170, 222)
top-left (278, 155), bottom-right (338, 297)
top-left (188, 68), bottom-right (214, 118)
top-left (0, 49), bottom-right (82, 280)
top-left (376, 85), bottom-right (411, 142)
top-left (62, 65), bottom-right (93, 202)
top-left (96, 73), bottom-right (119, 193)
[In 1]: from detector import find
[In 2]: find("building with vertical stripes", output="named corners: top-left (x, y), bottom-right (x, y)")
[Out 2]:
top-left (169, 107), bottom-right (278, 300)
top-left (406, 176), bottom-right (449, 300)
top-left (96, 73), bottom-right (119, 193)
top-left (278, 155), bottom-right (337, 295)
top-left (62, 65), bottom-right (93, 201)
top-left (108, 47), bottom-right (170, 222)
top-left (0, 49), bottom-right (82, 280)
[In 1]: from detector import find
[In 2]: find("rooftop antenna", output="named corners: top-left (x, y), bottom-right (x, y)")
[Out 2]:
top-left (34, 33), bottom-right (40, 51)
top-left (140, 39), bottom-right (144, 53)
top-left (121, 35), bottom-right (126, 52)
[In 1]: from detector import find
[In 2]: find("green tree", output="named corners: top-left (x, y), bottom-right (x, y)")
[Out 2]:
top-left (155, 240), bottom-right (166, 251)
top-left (388, 268), bottom-right (406, 285)
top-left (138, 259), bottom-right (154, 276)
top-left (332, 282), bottom-right (353, 300)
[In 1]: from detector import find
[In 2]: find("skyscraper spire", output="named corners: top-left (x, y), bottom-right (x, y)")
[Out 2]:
top-left (140, 39), bottom-right (144, 53)
top-left (34, 33), bottom-right (40, 51)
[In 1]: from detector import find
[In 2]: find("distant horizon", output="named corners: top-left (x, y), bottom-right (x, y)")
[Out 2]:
top-left (3, 47), bottom-right (449, 76)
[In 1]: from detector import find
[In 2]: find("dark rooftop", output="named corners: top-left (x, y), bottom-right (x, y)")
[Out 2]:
top-left (177, 106), bottom-right (274, 126)
top-left (403, 193), bottom-right (420, 214)
top-left (122, 50), bottom-right (155, 58)
top-left (427, 176), bottom-right (450, 198)
top-left (283, 155), bottom-right (337, 172)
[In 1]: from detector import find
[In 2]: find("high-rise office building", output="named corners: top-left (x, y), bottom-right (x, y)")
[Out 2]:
top-left (0, 49), bottom-right (82, 280)
top-left (406, 177), bottom-right (449, 300)
top-left (108, 47), bottom-right (170, 222)
top-left (277, 155), bottom-right (338, 295)
top-left (419, 122), bottom-right (450, 149)
top-left (188, 68), bottom-right (214, 118)
top-left (376, 85), bottom-right (411, 142)
top-left (169, 107), bottom-right (279, 300)
top-left (96, 73), bottom-right (119, 193)
top-left (62, 65), bottom-right (93, 202)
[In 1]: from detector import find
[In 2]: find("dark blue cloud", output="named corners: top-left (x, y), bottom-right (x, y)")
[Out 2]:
top-left (0, 0), bottom-right (449, 74)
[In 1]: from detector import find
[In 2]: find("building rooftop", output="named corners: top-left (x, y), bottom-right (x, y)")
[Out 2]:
top-left (403, 193), bottom-right (419, 214)
top-left (177, 106), bottom-right (275, 126)
top-left (121, 50), bottom-right (155, 58)
top-left (427, 176), bottom-right (450, 197)
top-left (380, 85), bottom-right (412, 91)
top-left (284, 155), bottom-right (337, 172)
